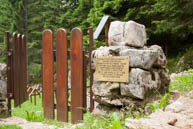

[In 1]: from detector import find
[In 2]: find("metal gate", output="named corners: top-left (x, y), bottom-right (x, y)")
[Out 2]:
top-left (5, 32), bottom-right (28, 114)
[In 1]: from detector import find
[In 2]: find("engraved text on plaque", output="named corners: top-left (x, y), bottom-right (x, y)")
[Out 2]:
top-left (95, 56), bottom-right (129, 82)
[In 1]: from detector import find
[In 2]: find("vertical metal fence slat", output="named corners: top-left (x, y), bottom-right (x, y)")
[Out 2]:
top-left (56, 29), bottom-right (68, 122)
top-left (18, 34), bottom-right (24, 105)
top-left (89, 27), bottom-right (94, 112)
top-left (70, 28), bottom-right (83, 124)
top-left (83, 51), bottom-right (87, 112)
top-left (42, 30), bottom-right (54, 119)
top-left (13, 33), bottom-right (20, 107)
top-left (22, 35), bottom-right (28, 101)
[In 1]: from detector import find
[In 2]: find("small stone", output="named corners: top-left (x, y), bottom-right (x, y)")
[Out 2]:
top-left (168, 118), bottom-right (177, 126)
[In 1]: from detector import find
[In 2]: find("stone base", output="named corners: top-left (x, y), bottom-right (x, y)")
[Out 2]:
top-left (0, 101), bottom-right (8, 115)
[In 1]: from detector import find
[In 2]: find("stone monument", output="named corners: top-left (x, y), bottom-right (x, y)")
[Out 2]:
top-left (91, 20), bottom-right (170, 112)
top-left (0, 63), bottom-right (7, 115)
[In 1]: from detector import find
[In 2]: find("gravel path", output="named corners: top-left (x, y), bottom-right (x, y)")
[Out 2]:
top-left (0, 117), bottom-right (72, 129)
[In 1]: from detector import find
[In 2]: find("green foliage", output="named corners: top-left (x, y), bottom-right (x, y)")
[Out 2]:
top-left (124, 104), bottom-right (146, 119)
top-left (25, 110), bottom-right (43, 122)
top-left (168, 45), bottom-right (193, 73)
top-left (0, 0), bottom-right (192, 83)
top-left (170, 69), bottom-right (193, 92)
top-left (12, 98), bottom-right (65, 128)
top-left (147, 93), bottom-right (171, 113)
top-left (0, 125), bottom-right (22, 129)
top-left (76, 112), bottom-right (124, 129)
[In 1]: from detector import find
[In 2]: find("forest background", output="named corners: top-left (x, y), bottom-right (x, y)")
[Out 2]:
top-left (0, 0), bottom-right (192, 84)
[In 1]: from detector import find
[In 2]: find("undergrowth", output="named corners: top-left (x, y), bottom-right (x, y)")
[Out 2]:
top-left (76, 112), bottom-right (124, 129)
top-left (0, 125), bottom-right (22, 129)
top-left (168, 45), bottom-right (193, 73)
top-left (170, 69), bottom-right (193, 92)
top-left (147, 93), bottom-right (171, 113)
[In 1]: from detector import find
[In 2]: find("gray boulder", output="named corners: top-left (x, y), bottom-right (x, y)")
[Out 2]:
top-left (119, 48), bottom-right (158, 70)
top-left (0, 80), bottom-right (7, 100)
top-left (92, 81), bottom-right (119, 97)
top-left (94, 96), bottom-right (123, 106)
top-left (0, 63), bottom-right (6, 81)
top-left (92, 46), bottom-right (163, 70)
top-left (153, 68), bottom-right (170, 93)
top-left (108, 20), bottom-right (146, 48)
top-left (147, 45), bottom-right (167, 67)
top-left (120, 68), bottom-right (161, 99)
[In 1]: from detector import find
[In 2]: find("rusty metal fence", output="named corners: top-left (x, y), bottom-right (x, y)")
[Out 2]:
top-left (42, 16), bottom-right (110, 124)
top-left (42, 28), bottom-right (92, 123)
top-left (5, 32), bottom-right (28, 114)
top-left (4, 16), bottom-right (110, 124)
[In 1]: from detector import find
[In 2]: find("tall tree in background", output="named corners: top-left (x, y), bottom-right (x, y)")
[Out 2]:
top-left (0, 0), bottom-right (192, 83)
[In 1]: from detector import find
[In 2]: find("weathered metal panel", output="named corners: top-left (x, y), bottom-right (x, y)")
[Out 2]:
top-left (13, 33), bottom-right (20, 107)
top-left (70, 28), bottom-right (83, 124)
top-left (42, 30), bottom-right (54, 119)
top-left (83, 51), bottom-right (87, 111)
top-left (18, 34), bottom-right (24, 105)
top-left (21, 35), bottom-right (28, 101)
top-left (56, 29), bottom-right (68, 122)
top-left (89, 27), bottom-right (94, 112)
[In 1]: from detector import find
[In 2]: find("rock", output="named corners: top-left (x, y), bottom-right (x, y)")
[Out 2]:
top-left (148, 45), bottom-right (167, 67)
top-left (92, 46), bottom-right (162, 70)
top-left (0, 101), bottom-right (7, 113)
top-left (94, 96), bottom-right (123, 106)
top-left (108, 20), bottom-right (146, 47)
top-left (91, 20), bottom-right (170, 112)
top-left (92, 104), bottom-right (122, 115)
top-left (125, 97), bottom-right (193, 129)
top-left (153, 68), bottom-right (170, 93)
top-left (166, 96), bottom-right (193, 116)
top-left (108, 21), bottom-right (125, 46)
top-left (0, 63), bottom-right (6, 81)
top-left (176, 56), bottom-right (185, 72)
top-left (92, 81), bottom-right (119, 97)
top-left (120, 68), bottom-right (161, 99)
top-left (119, 48), bottom-right (158, 70)
top-left (0, 80), bottom-right (7, 100)
top-left (168, 118), bottom-right (178, 126)
top-left (124, 21), bottom-right (146, 47)
top-left (125, 110), bottom-right (193, 129)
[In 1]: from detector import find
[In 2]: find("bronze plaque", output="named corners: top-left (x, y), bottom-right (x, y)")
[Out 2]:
top-left (95, 56), bottom-right (129, 82)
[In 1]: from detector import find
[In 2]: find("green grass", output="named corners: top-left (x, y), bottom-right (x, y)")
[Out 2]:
top-left (169, 69), bottom-right (193, 92)
top-left (0, 125), bottom-right (22, 129)
top-left (7, 68), bottom-right (193, 129)
top-left (11, 96), bottom-right (69, 128)
top-left (76, 112), bottom-right (125, 129)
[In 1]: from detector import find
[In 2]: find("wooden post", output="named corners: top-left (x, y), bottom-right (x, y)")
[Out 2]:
top-left (70, 28), bottom-right (83, 124)
top-left (56, 29), bottom-right (68, 122)
top-left (42, 30), bottom-right (54, 119)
